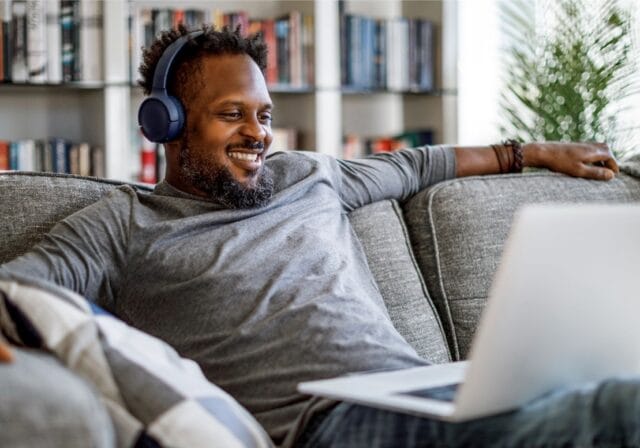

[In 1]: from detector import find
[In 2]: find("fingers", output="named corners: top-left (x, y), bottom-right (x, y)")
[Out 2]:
top-left (570, 142), bottom-right (618, 180)
top-left (575, 162), bottom-right (616, 181)
top-left (0, 341), bottom-right (13, 363)
top-left (603, 155), bottom-right (619, 174)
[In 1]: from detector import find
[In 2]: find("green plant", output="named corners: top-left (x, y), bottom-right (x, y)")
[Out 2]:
top-left (499, 0), bottom-right (639, 157)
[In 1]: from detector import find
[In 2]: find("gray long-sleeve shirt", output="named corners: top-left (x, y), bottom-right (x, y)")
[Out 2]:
top-left (1, 146), bottom-right (456, 445)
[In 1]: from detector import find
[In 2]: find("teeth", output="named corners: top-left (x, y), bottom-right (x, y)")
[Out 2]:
top-left (229, 152), bottom-right (259, 162)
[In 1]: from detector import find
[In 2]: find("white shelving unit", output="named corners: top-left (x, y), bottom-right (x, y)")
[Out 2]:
top-left (0, 0), bottom-right (458, 181)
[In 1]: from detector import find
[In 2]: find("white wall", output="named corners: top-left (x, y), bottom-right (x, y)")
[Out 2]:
top-left (457, 0), bottom-right (502, 145)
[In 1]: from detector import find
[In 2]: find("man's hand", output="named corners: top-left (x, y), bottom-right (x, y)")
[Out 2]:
top-left (524, 142), bottom-right (619, 181)
top-left (0, 340), bottom-right (13, 363)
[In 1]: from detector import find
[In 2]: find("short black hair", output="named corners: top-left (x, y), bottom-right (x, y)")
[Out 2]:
top-left (138, 24), bottom-right (268, 104)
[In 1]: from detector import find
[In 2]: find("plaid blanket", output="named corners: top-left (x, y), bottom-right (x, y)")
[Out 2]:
top-left (0, 277), bottom-right (273, 448)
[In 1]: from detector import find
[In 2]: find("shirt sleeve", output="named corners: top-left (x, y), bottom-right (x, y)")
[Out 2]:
top-left (333, 145), bottom-right (457, 211)
top-left (0, 187), bottom-right (133, 311)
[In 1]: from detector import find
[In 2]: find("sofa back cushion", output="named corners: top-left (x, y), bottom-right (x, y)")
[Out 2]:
top-left (403, 171), bottom-right (640, 360)
top-left (0, 172), bottom-right (151, 264)
top-left (349, 200), bottom-right (450, 364)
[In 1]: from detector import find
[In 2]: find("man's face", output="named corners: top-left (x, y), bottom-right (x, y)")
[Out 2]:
top-left (175, 53), bottom-right (274, 208)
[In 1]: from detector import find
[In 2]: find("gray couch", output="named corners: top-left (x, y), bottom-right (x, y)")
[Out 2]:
top-left (1, 168), bottom-right (640, 446)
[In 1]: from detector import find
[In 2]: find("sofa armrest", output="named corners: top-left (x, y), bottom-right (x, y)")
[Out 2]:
top-left (403, 171), bottom-right (640, 360)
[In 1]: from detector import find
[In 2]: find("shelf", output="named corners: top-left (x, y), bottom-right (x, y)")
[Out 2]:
top-left (341, 87), bottom-right (458, 96)
top-left (0, 81), bottom-right (131, 91)
top-left (1, 0), bottom-right (458, 180)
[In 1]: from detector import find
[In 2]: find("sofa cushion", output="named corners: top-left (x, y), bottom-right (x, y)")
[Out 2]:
top-left (403, 171), bottom-right (640, 360)
top-left (349, 200), bottom-right (450, 364)
top-left (0, 347), bottom-right (115, 448)
top-left (0, 172), bottom-right (152, 264)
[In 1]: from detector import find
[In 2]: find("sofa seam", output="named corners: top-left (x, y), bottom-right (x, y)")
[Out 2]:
top-left (425, 186), bottom-right (460, 361)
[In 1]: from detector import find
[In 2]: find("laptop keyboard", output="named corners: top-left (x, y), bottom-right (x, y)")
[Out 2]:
top-left (396, 382), bottom-right (460, 402)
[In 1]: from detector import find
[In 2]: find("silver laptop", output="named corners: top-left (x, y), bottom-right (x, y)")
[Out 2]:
top-left (298, 204), bottom-right (640, 421)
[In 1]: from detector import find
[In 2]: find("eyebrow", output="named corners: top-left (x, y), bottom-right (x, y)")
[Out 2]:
top-left (216, 100), bottom-right (273, 110)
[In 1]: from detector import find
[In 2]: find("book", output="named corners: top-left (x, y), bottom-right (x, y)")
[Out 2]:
top-left (0, 10), bottom-right (3, 81)
top-left (11, 0), bottom-right (27, 82)
top-left (302, 14), bottom-right (314, 87)
top-left (50, 137), bottom-right (69, 173)
top-left (360, 16), bottom-right (374, 89)
top-left (130, 7), bottom-right (153, 83)
top-left (33, 139), bottom-right (44, 171)
top-left (68, 142), bottom-right (79, 173)
top-left (184, 8), bottom-right (206, 29)
top-left (78, 0), bottom-right (102, 82)
top-left (418, 20), bottom-right (434, 91)
top-left (26, 0), bottom-right (46, 82)
top-left (60, 0), bottom-right (77, 82)
top-left (0, 0), bottom-right (10, 82)
top-left (172, 8), bottom-right (184, 29)
top-left (90, 145), bottom-right (104, 177)
top-left (45, 0), bottom-right (61, 83)
top-left (41, 139), bottom-right (52, 172)
top-left (288, 10), bottom-right (302, 87)
top-left (275, 16), bottom-right (289, 85)
top-left (373, 19), bottom-right (386, 89)
top-left (78, 141), bottom-right (90, 176)
top-left (262, 18), bottom-right (277, 85)
top-left (0, 140), bottom-right (9, 170)
top-left (16, 139), bottom-right (36, 170)
top-left (9, 140), bottom-right (19, 169)
top-left (152, 9), bottom-right (171, 38)
top-left (386, 17), bottom-right (409, 91)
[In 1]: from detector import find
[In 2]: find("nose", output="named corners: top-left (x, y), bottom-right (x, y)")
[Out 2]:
top-left (240, 115), bottom-right (268, 142)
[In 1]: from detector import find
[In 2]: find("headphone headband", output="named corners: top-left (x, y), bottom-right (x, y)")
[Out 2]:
top-left (152, 30), bottom-right (204, 92)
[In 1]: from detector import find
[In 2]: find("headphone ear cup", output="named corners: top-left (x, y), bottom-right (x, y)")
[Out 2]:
top-left (138, 94), bottom-right (185, 143)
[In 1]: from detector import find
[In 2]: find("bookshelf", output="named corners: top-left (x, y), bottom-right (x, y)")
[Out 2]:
top-left (0, 0), bottom-right (458, 181)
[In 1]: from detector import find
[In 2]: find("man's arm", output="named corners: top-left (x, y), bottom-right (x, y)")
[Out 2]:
top-left (455, 142), bottom-right (619, 180)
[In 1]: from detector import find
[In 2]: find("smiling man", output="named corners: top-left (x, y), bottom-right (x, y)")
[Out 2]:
top-left (3, 24), bottom-right (639, 448)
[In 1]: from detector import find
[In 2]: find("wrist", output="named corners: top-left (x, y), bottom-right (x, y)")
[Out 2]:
top-left (522, 142), bottom-right (544, 167)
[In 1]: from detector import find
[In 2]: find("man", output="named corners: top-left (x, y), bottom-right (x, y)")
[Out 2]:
top-left (1, 25), bottom-right (633, 448)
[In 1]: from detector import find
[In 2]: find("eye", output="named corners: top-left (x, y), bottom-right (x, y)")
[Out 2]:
top-left (220, 111), bottom-right (242, 120)
top-left (259, 112), bottom-right (273, 124)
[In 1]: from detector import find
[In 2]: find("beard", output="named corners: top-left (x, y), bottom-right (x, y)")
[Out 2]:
top-left (178, 138), bottom-right (274, 209)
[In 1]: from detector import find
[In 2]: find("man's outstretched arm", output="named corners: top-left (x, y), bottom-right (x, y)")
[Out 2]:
top-left (455, 141), bottom-right (619, 180)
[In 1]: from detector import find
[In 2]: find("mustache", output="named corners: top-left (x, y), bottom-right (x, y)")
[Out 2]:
top-left (227, 140), bottom-right (265, 151)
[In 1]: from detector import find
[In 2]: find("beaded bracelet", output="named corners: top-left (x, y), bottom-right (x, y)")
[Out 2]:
top-left (504, 139), bottom-right (524, 173)
top-left (491, 140), bottom-right (524, 173)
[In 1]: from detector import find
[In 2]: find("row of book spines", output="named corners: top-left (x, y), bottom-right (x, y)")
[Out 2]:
top-left (0, 139), bottom-right (104, 177)
top-left (341, 14), bottom-right (434, 92)
top-left (130, 8), bottom-right (314, 88)
top-left (0, 0), bottom-right (103, 84)
top-left (342, 129), bottom-right (434, 159)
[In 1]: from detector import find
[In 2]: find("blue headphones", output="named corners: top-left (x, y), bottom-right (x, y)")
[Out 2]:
top-left (138, 31), bottom-right (204, 143)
